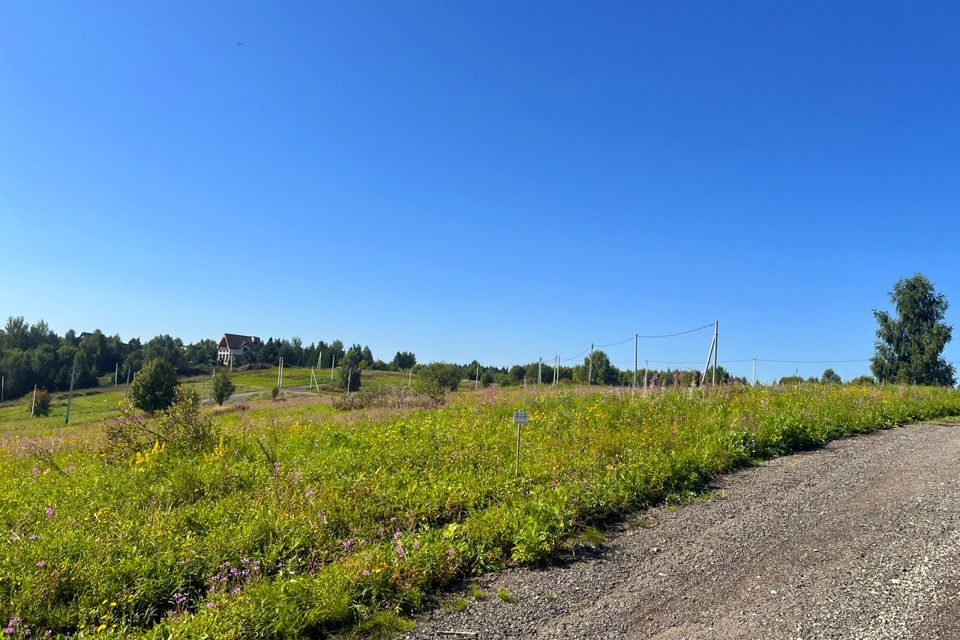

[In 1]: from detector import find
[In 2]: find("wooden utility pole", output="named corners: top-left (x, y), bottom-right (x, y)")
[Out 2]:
top-left (752, 358), bottom-right (757, 386)
top-left (644, 358), bottom-right (649, 391)
top-left (633, 334), bottom-right (638, 392)
top-left (475, 364), bottom-right (480, 390)
top-left (538, 358), bottom-right (542, 386)
top-left (115, 362), bottom-right (119, 386)
top-left (31, 385), bottom-right (37, 416)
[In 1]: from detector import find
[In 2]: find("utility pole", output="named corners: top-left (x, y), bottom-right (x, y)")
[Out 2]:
top-left (124, 368), bottom-right (131, 396)
top-left (588, 344), bottom-right (594, 386)
top-left (633, 333), bottom-right (638, 392)
top-left (644, 358), bottom-right (649, 391)
top-left (475, 364), bottom-right (480, 390)
top-left (538, 358), bottom-right (542, 386)
top-left (330, 354), bottom-right (336, 380)
top-left (701, 329), bottom-right (717, 387)
top-left (31, 385), bottom-right (37, 416)
top-left (555, 355), bottom-right (559, 386)
top-left (346, 368), bottom-right (352, 392)
top-left (752, 358), bottom-right (757, 386)
top-left (277, 356), bottom-right (284, 389)
top-left (1, 375), bottom-right (4, 403)
top-left (64, 363), bottom-right (76, 424)
top-left (115, 362), bottom-right (119, 386)
top-left (408, 368), bottom-right (413, 387)
top-left (712, 321), bottom-right (718, 386)
top-left (317, 351), bottom-right (322, 370)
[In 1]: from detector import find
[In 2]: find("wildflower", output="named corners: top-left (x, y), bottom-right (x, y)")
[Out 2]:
top-left (3, 626), bottom-right (13, 636)
top-left (447, 547), bottom-right (456, 558)
top-left (44, 506), bottom-right (54, 519)
top-left (31, 466), bottom-right (40, 477)
top-left (341, 538), bottom-right (355, 550)
top-left (231, 587), bottom-right (241, 595)
top-left (171, 593), bottom-right (187, 607)
top-left (205, 602), bottom-right (216, 609)
top-left (393, 530), bottom-right (402, 540)
top-left (395, 544), bottom-right (405, 557)
top-left (8, 533), bottom-right (19, 542)
top-left (27, 535), bottom-right (37, 541)
top-left (36, 560), bottom-right (46, 567)
top-left (362, 569), bottom-right (371, 576)
top-left (305, 489), bottom-right (315, 498)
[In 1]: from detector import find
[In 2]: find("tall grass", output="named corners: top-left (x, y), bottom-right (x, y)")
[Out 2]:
top-left (0, 385), bottom-right (958, 638)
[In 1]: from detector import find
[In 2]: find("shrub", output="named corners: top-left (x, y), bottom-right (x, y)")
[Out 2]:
top-left (129, 358), bottom-right (179, 412)
top-left (414, 363), bottom-right (461, 400)
top-left (210, 371), bottom-right (236, 406)
top-left (339, 366), bottom-right (361, 392)
top-left (102, 387), bottom-right (218, 461)
top-left (271, 385), bottom-right (280, 400)
top-left (30, 389), bottom-right (51, 416)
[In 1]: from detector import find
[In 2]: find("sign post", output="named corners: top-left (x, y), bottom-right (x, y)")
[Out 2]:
top-left (513, 410), bottom-right (528, 477)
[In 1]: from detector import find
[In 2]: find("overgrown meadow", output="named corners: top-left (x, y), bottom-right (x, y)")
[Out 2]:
top-left (2, 385), bottom-right (959, 638)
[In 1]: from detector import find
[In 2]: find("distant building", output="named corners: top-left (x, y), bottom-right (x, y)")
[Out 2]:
top-left (217, 333), bottom-right (261, 365)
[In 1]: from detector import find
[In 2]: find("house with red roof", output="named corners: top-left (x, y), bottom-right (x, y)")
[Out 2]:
top-left (217, 333), bottom-right (261, 365)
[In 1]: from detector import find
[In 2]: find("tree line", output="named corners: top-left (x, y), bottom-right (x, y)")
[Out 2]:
top-left (0, 318), bottom-right (417, 401)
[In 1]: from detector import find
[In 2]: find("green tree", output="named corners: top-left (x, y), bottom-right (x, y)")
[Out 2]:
top-left (871, 274), bottom-right (955, 386)
top-left (821, 368), bottom-right (842, 384)
top-left (391, 351), bottom-right (416, 370)
top-left (414, 362), bottom-right (461, 399)
top-left (130, 358), bottom-right (179, 412)
top-left (339, 365), bottom-right (361, 392)
top-left (210, 371), bottom-right (236, 406)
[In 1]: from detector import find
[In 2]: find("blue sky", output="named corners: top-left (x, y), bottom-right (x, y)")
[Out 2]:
top-left (1, 1), bottom-right (958, 381)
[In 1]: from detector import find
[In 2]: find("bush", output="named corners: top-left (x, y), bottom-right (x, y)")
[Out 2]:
top-left (130, 358), bottom-right (179, 412)
top-left (30, 389), bottom-right (51, 416)
top-left (339, 365), bottom-right (361, 392)
top-left (102, 387), bottom-right (219, 461)
top-left (414, 363), bottom-right (461, 400)
top-left (271, 385), bottom-right (280, 400)
top-left (210, 371), bottom-right (236, 406)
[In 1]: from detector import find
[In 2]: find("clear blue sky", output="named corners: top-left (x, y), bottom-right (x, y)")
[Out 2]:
top-left (2, 1), bottom-right (958, 382)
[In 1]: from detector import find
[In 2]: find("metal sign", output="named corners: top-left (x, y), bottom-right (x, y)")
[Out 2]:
top-left (513, 410), bottom-right (528, 425)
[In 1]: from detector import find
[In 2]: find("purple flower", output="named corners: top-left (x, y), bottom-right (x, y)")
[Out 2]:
top-left (447, 547), bottom-right (456, 558)
top-left (393, 530), bottom-right (401, 540)
top-left (305, 489), bottom-right (315, 498)
top-left (231, 587), bottom-right (241, 595)
top-left (3, 626), bottom-right (14, 636)
top-left (8, 533), bottom-right (19, 542)
top-left (27, 535), bottom-right (37, 541)
top-left (36, 560), bottom-right (46, 568)
top-left (31, 466), bottom-right (40, 477)
top-left (206, 601), bottom-right (216, 609)
top-left (44, 506), bottom-right (54, 519)
top-left (362, 569), bottom-right (371, 576)
top-left (341, 538), bottom-right (355, 550)
top-left (395, 544), bottom-right (405, 557)
top-left (172, 593), bottom-right (187, 606)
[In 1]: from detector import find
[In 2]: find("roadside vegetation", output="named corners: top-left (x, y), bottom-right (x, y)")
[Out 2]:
top-left (2, 384), bottom-right (959, 638)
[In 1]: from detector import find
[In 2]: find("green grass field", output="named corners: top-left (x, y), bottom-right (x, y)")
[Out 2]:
top-left (1, 384), bottom-right (959, 638)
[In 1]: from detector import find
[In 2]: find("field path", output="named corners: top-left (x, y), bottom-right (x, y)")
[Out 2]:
top-left (403, 422), bottom-right (960, 640)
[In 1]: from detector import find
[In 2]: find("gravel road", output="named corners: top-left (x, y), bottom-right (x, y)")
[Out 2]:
top-left (402, 422), bottom-right (960, 640)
